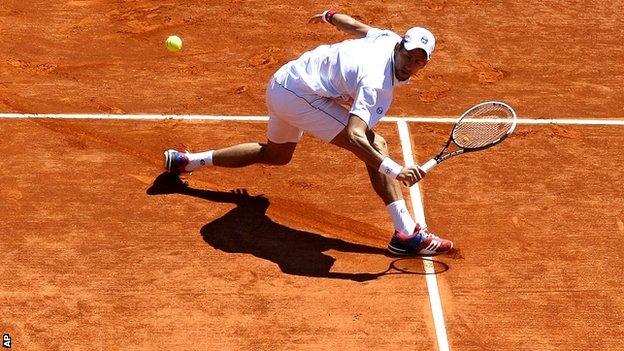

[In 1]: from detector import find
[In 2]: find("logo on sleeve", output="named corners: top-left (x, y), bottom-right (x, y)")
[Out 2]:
top-left (376, 107), bottom-right (383, 114)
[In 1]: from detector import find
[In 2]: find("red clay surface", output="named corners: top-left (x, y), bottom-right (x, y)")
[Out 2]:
top-left (2, 0), bottom-right (624, 350)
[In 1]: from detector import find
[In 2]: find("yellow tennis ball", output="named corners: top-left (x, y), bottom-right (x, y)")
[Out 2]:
top-left (166, 35), bottom-right (183, 52)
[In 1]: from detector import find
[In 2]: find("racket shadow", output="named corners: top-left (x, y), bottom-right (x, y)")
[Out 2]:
top-left (147, 172), bottom-right (392, 282)
top-left (382, 257), bottom-right (450, 276)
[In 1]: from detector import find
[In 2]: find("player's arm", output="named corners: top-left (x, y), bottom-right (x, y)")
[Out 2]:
top-left (308, 11), bottom-right (372, 38)
top-left (331, 115), bottom-right (425, 186)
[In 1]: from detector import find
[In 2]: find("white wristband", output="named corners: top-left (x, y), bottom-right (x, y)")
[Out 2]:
top-left (378, 157), bottom-right (403, 179)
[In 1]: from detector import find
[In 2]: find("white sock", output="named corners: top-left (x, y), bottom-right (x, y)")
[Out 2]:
top-left (186, 150), bottom-right (214, 172)
top-left (386, 199), bottom-right (417, 236)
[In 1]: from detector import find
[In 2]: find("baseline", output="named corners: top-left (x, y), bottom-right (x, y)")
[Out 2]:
top-left (2, 113), bottom-right (624, 126)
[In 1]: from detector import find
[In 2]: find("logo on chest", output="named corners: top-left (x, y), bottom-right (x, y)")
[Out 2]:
top-left (376, 107), bottom-right (383, 114)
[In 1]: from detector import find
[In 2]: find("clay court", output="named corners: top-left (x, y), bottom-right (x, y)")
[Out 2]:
top-left (2, 1), bottom-right (624, 350)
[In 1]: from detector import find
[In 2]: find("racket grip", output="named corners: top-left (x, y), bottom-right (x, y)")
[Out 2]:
top-left (420, 158), bottom-right (438, 173)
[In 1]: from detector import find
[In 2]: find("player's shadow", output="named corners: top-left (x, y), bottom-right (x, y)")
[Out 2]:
top-left (147, 172), bottom-right (389, 282)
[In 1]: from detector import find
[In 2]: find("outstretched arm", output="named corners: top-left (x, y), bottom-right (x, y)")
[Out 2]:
top-left (309, 11), bottom-right (373, 38)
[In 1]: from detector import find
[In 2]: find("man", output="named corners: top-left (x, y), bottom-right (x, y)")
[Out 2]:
top-left (164, 10), bottom-right (453, 256)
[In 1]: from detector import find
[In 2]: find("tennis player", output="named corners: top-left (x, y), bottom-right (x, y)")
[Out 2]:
top-left (164, 10), bottom-right (453, 256)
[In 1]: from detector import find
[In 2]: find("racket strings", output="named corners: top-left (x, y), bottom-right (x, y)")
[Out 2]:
top-left (453, 105), bottom-right (515, 148)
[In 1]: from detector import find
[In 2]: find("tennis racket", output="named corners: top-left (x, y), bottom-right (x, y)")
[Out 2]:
top-left (420, 101), bottom-right (517, 173)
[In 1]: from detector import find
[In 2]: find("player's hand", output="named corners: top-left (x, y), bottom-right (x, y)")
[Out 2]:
top-left (308, 13), bottom-right (325, 24)
top-left (396, 165), bottom-right (426, 187)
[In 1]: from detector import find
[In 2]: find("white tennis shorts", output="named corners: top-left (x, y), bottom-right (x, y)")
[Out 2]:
top-left (265, 77), bottom-right (350, 144)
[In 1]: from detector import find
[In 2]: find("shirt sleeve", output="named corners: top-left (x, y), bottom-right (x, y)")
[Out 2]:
top-left (349, 85), bottom-right (380, 126)
top-left (365, 27), bottom-right (384, 39)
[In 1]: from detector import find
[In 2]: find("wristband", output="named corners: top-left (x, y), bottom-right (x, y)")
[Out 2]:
top-left (379, 157), bottom-right (403, 179)
top-left (321, 10), bottom-right (337, 25)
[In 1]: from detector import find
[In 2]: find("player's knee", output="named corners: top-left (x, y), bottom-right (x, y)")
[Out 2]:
top-left (261, 147), bottom-right (293, 166)
top-left (267, 154), bottom-right (292, 165)
top-left (372, 135), bottom-right (389, 155)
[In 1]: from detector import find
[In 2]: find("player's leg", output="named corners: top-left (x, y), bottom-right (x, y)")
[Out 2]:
top-left (313, 103), bottom-right (416, 236)
top-left (330, 125), bottom-right (453, 256)
top-left (360, 130), bottom-right (417, 235)
top-left (165, 137), bottom-right (298, 173)
top-left (164, 76), bottom-right (302, 173)
top-left (362, 131), bottom-right (453, 255)
top-left (363, 131), bottom-right (402, 204)
top-left (212, 140), bottom-right (297, 167)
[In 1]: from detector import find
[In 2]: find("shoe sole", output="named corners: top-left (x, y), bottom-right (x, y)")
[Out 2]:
top-left (387, 244), bottom-right (409, 256)
top-left (387, 243), bottom-right (453, 257)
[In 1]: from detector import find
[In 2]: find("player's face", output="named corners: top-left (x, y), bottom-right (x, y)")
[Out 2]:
top-left (394, 46), bottom-right (428, 82)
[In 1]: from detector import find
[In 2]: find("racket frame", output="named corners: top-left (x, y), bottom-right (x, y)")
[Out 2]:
top-left (421, 101), bottom-right (517, 172)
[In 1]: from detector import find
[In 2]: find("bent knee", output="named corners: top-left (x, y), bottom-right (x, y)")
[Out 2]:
top-left (372, 135), bottom-right (389, 155)
top-left (265, 154), bottom-right (292, 166)
top-left (261, 144), bottom-right (295, 166)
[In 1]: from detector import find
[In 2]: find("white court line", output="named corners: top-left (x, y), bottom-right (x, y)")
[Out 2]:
top-left (388, 117), bottom-right (624, 125)
top-left (397, 120), bottom-right (450, 351)
top-left (2, 113), bottom-right (624, 125)
top-left (0, 113), bottom-right (270, 121)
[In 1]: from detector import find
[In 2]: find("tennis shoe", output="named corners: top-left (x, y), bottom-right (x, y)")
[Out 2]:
top-left (387, 224), bottom-right (453, 256)
top-left (164, 149), bottom-right (190, 174)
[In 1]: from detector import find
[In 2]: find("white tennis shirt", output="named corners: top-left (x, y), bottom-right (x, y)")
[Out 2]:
top-left (274, 28), bottom-right (404, 128)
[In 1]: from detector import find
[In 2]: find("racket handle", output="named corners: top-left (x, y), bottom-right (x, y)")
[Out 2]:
top-left (420, 158), bottom-right (438, 173)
